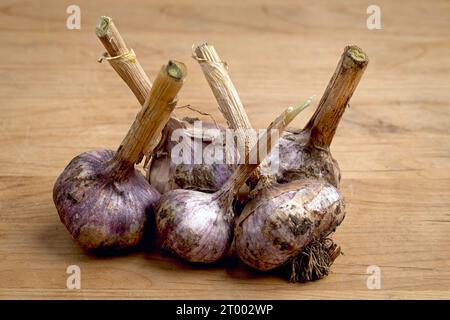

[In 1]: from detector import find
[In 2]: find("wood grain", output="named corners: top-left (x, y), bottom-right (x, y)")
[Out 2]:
top-left (0, 0), bottom-right (449, 299)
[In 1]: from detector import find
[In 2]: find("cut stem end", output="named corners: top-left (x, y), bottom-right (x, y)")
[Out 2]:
top-left (347, 45), bottom-right (369, 64)
top-left (167, 60), bottom-right (187, 80)
top-left (95, 16), bottom-right (112, 37)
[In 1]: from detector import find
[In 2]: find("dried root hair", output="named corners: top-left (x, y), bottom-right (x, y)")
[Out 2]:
top-left (286, 237), bottom-right (342, 283)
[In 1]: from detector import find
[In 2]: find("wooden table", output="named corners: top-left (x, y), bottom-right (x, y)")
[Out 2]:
top-left (1, 0), bottom-right (449, 299)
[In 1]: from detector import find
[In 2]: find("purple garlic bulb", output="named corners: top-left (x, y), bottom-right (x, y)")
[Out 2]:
top-left (235, 179), bottom-right (345, 271)
top-left (148, 118), bottom-right (236, 193)
top-left (53, 150), bottom-right (159, 249)
top-left (156, 189), bottom-right (233, 262)
top-left (53, 60), bottom-right (186, 250)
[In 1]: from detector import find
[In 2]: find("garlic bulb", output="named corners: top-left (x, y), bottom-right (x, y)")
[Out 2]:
top-left (235, 179), bottom-right (345, 271)
top-left (156, 188), bottom-right (234, 263)
top-left (53, 61), bottom-right (186, 250)
top-left (148, 118), bottom-right (236, 193)
top-left (53, 150), bottom-right (159, 249)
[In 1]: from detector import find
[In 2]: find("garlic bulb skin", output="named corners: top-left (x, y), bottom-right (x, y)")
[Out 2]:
top-left (53, 150), bottom-right (160, 250)
top-left (235, 179), bottom-right (345, 271)
top-left (155, 189), bottom-right (233, 263)
top-left (266, 130), bottom-right (340, 188)
top-left (148, 119), bottom-right (236, 193)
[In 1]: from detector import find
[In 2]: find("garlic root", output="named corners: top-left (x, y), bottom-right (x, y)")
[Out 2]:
top-left (287, 237), bottom-right (341, 282)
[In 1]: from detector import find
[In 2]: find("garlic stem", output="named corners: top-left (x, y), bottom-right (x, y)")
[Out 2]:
top-left (96, 16), bottom-right (152, 106)
top-left (193, 43), bottom-right (256, 162)
top-left (110, 61), bottom-right (186, 178)
top-left (96, 16), bottom-right (128, 56)
top-left (305, 45), bottom-right (369, 148)
top-left (96, 15), bottom-right (185, 155)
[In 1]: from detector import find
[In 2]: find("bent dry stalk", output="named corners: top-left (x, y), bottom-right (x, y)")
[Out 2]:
top-left (155, 100), bottom-right (310, 263)
top-left (96, 16), bottom-right (235, 193)
top-left (53, 61), bottom-right (186, 250)
top-left (266, 45), bottom-right (369, 188)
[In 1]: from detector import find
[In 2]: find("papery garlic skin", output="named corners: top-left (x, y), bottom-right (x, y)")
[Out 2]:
top-left (150, 151), bottom-right (235, 194)
top-left (53, 150), bottom-right (160, 249)
top-left (155, 189), bottom-right (233, 263)
top-left (149, 120), bottom-right (236, 193)
top-left (266, 130), bottom-right (341, 188)
top-left (235, 179), bottom-right (345, 271)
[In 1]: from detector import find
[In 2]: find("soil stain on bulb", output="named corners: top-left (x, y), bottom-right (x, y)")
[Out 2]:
top-left (235, 179), bottom-right (345, 271)
top-left (53, 150), bottom-right (159, 249)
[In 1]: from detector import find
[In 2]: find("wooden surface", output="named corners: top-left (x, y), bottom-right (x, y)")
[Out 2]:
top-left (0, 0), bottom-right (449, 299)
